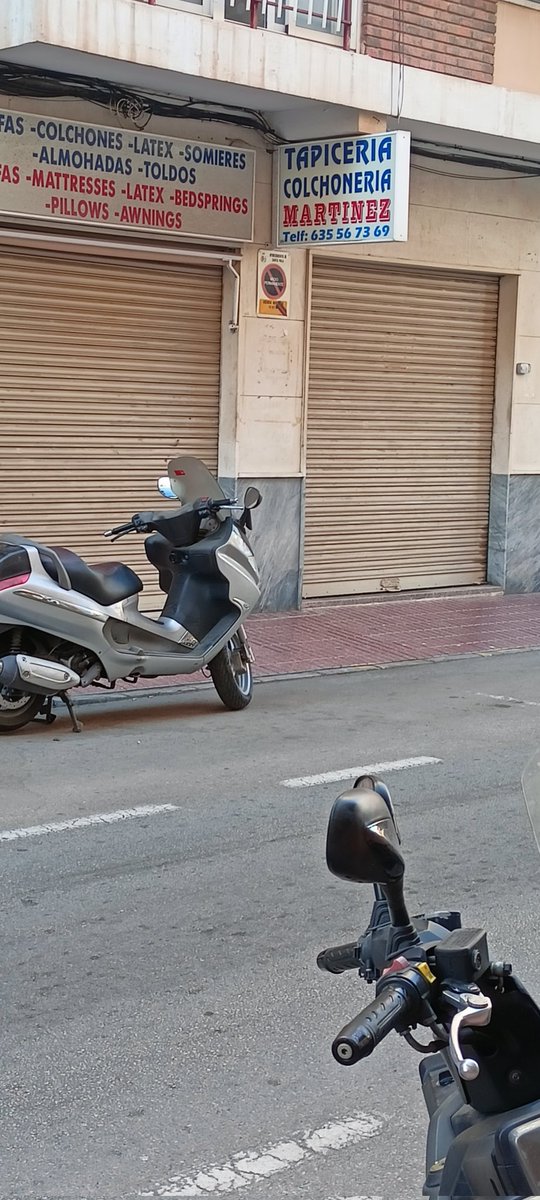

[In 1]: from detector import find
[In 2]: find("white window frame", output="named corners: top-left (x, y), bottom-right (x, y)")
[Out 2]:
top-left (147, 0), bottom-right (213, 18)
top-left (281, 0), bottom-right (359, 50)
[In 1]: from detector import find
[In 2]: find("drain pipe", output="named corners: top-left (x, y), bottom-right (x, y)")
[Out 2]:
top-left (227, 260), bottom-right (241, 333)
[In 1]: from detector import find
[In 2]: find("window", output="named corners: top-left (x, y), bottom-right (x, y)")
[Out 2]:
top-left (284, 0), bottom-right (345, 33)
top-left (146, 0), bottom-right (356, 42)
top-left (225, 0), bottom-right (353, 42)
top-left (225, 0), bottom-right (264, 25)
top-left (145, 0), bottom-right (210, 13)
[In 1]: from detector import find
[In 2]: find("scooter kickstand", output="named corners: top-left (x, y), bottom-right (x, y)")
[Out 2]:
top-left (61, 691), bottom-right (83, 734)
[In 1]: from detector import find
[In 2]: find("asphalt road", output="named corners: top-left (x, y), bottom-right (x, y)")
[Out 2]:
top-left (2, 652), bottom-right (540, 1200)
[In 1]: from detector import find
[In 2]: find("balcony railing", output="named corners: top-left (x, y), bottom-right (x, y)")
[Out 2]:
top-left (143, 0), bottom-right (353, 49)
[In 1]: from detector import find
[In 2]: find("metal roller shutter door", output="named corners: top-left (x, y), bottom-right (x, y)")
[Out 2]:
top-left (0, 246), bottom-right (222, 609)
top-left (304, 258), bottom-right (499, 597)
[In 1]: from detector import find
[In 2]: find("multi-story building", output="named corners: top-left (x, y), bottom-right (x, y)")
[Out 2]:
top-left (0, 0), bottom-right (539, 609)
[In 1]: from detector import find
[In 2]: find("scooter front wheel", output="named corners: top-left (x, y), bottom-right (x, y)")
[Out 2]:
top-left (209, 634), bottom-right (253, 710)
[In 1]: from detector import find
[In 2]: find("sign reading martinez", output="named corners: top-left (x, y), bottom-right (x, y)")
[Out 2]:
top-left (275, 131), bottom-right (410, 248)
top-left (0, 110), bottom-right (255, 242)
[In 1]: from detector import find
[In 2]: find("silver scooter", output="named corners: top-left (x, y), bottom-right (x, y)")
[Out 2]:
top-left (0, 456), bottom-right (262, 733)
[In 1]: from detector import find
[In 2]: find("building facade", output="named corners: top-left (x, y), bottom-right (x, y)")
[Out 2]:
top-left (1, 0), bottom-right (540, 608)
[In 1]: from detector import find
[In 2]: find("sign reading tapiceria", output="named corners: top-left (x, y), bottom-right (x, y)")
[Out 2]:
top-left (275, 131), bottom-right (410, 247)
top-left (0, 110), bottom-right (255, 242)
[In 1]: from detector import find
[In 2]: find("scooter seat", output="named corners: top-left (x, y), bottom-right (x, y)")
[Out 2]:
top-left (44, 546), bottom-right (143, 607)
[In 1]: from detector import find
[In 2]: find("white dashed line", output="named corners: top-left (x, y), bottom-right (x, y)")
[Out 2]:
top-left (0, 803), bottom-right (178, 842)
top-left (281, 756), bottom-right (442, 789)
top-left (139, 1112), bottom-right (383, 1197)
top-left (477, 692), bottom-right (540, 708)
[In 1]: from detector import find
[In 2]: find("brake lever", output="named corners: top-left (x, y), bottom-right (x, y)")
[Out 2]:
top-left (442, 986), bottom-right (492, 1081)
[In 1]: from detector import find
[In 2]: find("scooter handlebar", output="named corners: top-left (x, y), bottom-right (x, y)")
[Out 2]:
top-left (104, 513), bottom-right (154, 540)
top-left (104, 521), bottom-right (136, 539)
top-left (317, 942), bottom-right (360, 975)
top-left (332, 980), bottom-right (414, 1065)
top-left (331, 967), bottom-right (431, 1067)
top-left (104, 499), bottom-right (238, 539)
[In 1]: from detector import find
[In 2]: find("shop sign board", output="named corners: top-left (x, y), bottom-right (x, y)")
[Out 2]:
top-left (275, 131), bottom-right (410, 248)
top-left (0, 109), bottom-right (255, 242)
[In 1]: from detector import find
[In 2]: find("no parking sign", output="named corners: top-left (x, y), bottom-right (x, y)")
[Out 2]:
top-left (257, 250), bottom-right (290, 318)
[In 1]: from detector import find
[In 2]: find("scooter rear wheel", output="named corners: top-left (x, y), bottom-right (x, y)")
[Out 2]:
top-left (209, 634), bottom-right (253, 710)
top-left (0, 690), bottom-right (42, 733)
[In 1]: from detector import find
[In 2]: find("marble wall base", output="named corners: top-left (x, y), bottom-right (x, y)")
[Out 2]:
top-left (235, 477), bottom-right (302, 611)
top-left (218, 474), bottom-right (302, 611)
top-left (488, 474), bottom-right (540, 592)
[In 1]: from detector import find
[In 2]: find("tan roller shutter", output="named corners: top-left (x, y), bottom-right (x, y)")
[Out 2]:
top-left (304, 258), bottom-right (499, 597)
top-left (0, 245), bottom-right (222, 609)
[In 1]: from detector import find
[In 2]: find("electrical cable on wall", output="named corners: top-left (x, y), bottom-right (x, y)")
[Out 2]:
top-left (412, 139), bottom-right (540, 178)
top-left (0, 61), bottom-right (284, 144)
top-left (389, 0), bottom-right (405, 123)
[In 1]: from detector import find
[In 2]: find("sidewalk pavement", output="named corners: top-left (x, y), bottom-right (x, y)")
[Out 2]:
top-left (87, 591), bottom-right (540, 699)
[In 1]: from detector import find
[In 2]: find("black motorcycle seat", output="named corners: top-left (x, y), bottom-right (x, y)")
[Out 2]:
top-left (43, 546), bottom-right (143, 607)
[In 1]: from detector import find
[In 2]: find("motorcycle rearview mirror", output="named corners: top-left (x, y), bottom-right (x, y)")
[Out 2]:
top-left (326, 785), bottom-right (412, 929)
top-left (243, 486), bottom-right (262, 510)
top-left (157, 476), bottom-right (177, 500)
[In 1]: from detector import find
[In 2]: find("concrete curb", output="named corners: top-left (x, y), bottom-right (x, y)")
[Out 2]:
top-left (53, 642), bottom-right (540, 710)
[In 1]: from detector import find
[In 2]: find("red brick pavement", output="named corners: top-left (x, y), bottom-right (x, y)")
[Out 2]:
top-left (91, 592), bottom-right (540, 696)
top-left (251, 593), bottom-right (540, 674)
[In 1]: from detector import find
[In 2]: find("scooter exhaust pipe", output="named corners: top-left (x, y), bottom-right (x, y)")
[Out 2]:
top-left (0, 654), bottom-right (80, 696)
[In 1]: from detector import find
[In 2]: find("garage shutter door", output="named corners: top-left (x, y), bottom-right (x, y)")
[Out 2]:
top-left (304, 258), bottom-right (499, 597)
top-left (0, 245), bottom-right (222, 609)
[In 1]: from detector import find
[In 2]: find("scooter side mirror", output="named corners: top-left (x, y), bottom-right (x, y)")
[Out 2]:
top-left (326, 785), bottom-right (411, 929)
top-left (243, 487), bottom-right (262, 510)
top-left (157, 476), bottom-right (177, 500)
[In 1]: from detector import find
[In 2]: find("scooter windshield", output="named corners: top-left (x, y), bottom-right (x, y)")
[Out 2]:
top-left (521, 749), bottom-right (540, 855)
top-left (166, 456), bottom-right (226, 505)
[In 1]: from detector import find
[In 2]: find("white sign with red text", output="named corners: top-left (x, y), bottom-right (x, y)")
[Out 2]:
top-left (275, 131), bottom-right (410, 248)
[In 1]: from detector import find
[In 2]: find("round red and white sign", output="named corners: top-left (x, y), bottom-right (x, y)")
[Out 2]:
top-left (261, 263), bottom-right (287, 300)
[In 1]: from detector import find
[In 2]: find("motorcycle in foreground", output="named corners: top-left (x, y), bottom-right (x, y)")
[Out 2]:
top-left (317, 759), bottom-right (540, 1198)
top-left (0, 455), bottom-right (262, 733)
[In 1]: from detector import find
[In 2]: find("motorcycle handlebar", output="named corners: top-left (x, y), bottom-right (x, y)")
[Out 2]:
top-left (317, 942), bottom-right (360, 975)
top-left (104, 514), bottom-right (152, 540)
top-left (104, 497), bottom-right (240, 540)
top-left (104, 521), bottom-right (135, 539)
top-left (332, 974), bottom-right (424, 1067)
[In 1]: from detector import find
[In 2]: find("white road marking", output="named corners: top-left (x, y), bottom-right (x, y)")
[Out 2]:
top-left (477, 692), bottom-right (540, 708)
top-left (0, 803), bottom-right (178, 843)
top-left (281, 756), bottom-right (442, 789)
top-left (139, 1112), bottom-right (383, 1197)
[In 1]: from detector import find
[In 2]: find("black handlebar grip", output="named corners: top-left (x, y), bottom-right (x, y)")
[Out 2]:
top-left (105, 521), bottom-right (134, 538)
top-left (332, 981), bottom-right (413, 1066)
top-left (317, 943), bottom-right (359, 975)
